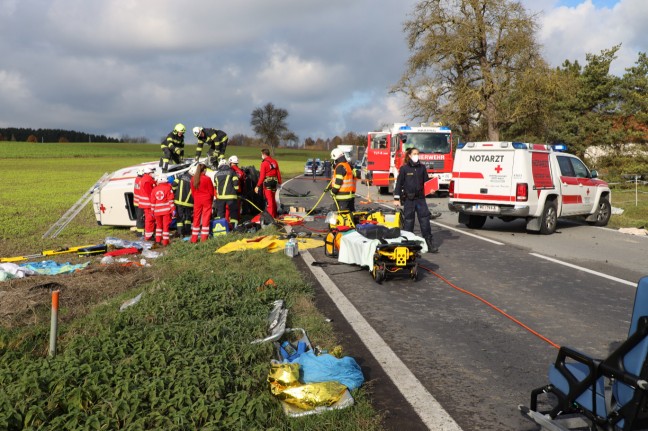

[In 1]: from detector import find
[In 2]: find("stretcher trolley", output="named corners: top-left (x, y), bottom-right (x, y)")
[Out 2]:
top-left (370, 237), bottom-right (423, 283)
top-left (324, 209), bottom-right (426, 284)
top-left (323, 209), bottom-right (401, 258)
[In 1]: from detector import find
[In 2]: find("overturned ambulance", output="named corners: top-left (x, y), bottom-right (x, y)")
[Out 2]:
top-left (92, 160), bottom-right (263, 227)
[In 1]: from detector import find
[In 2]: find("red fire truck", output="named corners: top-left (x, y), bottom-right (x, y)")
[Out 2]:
top-left (365, 122), bottom-right (454, 195)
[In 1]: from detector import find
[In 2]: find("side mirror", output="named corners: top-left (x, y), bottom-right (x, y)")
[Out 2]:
top-left (590, 170), bottom-right (598, 178)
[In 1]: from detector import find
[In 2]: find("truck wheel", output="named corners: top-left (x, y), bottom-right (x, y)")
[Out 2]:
top-left (378, 186), bottom-right (389, 195)
top-left (539, 201), bottom-right (558, 235)
top-left (465, 215), bottom-right (486, 229)
top-left (589, 197), bottom-right (611, 227)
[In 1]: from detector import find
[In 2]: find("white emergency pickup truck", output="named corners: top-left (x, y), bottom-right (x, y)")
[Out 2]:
top-left (447, 142), bottom-right (612, 234)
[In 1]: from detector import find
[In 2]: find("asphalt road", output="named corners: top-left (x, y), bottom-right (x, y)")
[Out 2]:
top-left (278, 175), bottom-right (648, 431)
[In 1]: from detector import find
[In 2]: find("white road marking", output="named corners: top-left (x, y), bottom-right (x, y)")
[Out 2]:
top-left (431, 220), bottom-right (505, 245)
top-left (529, 253), bottom-right (636, 287)
top-left (302, 250), bottom-right (463, 431)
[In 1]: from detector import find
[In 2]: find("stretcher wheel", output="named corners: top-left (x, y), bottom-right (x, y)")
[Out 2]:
top-left (372, 263), bottom-right (385, 284)
top-left (324, 230), bottom-right (343, 257)
top-left (410, 263), bottom-right (418, 281)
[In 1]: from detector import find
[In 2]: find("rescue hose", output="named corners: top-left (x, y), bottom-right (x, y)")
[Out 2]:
top-left (418, 265), bottom-right (561, 350)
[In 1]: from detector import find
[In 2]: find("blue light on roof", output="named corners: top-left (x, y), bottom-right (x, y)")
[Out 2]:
top-left (511, 142), bottom-right (528, 149)
top-left (457, 142), bottom-right (466, 149)
top-left (439, 126), bottom-right (450, 131)
top-left (552, 144), bottom-right (568, 152)
top-left (399, 126), bottom-right (411, 130)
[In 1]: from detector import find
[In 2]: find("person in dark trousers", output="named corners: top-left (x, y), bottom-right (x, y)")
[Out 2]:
top-left (213, 158), bottom-right (240, 230)
top-left (193, 127), bottom-right (228, 166)
top-left (160, 123), bottom-right (185, 172)
top-left (326, 148), bottom-right (356, 212)
top-left (393, 147), bottom-right (438, 253)
top-left (311, 159), bottom-right (317, 182)
top-left (323, 159), bottom-right (332, 179)
top-left (171, 168), bottom-right (194, 237)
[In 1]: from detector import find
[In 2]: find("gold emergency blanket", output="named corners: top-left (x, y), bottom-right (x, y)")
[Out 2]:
top-left (267, 363), bottom-right (348, 410)
top-left (215, 235), bottom-right (324, 254)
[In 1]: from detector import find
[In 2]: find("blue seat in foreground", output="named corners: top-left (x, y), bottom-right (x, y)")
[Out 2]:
top-left (520, 276), bottom-right (648, 431)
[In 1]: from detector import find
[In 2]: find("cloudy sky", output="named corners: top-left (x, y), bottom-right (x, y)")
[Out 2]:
top-left (0, 0), bottom-right (645, 144)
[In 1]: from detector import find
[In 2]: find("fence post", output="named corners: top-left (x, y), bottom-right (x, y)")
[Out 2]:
top-left (49, 290), bottom-right (60, 358)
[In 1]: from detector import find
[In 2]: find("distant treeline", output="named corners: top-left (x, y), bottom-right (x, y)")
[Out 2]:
top-left (0, 128), bottom-right (123, 143)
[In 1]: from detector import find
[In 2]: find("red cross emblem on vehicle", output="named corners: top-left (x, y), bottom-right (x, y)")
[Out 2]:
top-left (100, 204), bottom-right (106, 213)
top-left (495, 165), bottom-right (503, 174)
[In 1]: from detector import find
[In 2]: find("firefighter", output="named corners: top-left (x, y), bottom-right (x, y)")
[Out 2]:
top-left (193, 127), bottom-right (228, 166)
top-left (160, 123), bottom-right (186, 173)
top-left (393, 147), bottom-right (438, 253)
top-left (138, 167), bottom-right (157, 241)
top-left (171, 166), bottom-right (194, 237)
top-left (189, 163), bottom-right (214, 243)
top-left (326, 148), bottom-right (356, 212)
top-left (150, 175), bottom-right (175, 246)
top-left (214, 158), bottom-right (240, 230)
top-left (254, 148), bottom-right (282, 219)
top-left (228, 155), bottom-right (246, 220)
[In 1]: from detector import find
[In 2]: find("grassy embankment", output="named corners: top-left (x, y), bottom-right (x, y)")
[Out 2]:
top-left (0, 142), bottom-right (379, 430)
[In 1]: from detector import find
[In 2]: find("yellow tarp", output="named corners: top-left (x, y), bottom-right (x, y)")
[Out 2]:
top-left (215, 235), bottom-right (324, 254)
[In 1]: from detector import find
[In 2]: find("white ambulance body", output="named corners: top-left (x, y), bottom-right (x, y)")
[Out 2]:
top-left (447, 142), bottom-right (612, 234)
top-left (92, 160), bottom-right (200, 227)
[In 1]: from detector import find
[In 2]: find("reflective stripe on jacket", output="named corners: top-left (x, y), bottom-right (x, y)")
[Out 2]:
top-left (150, 183), bottom-right (175, 215)
top-left (172, 173), bottom-right (193, 206)
top-left (215, 167), bottom-right (239, 200)
top-left (137, 174), bottom-right (156, 208)
top-left (331, 160), bottom-right (356, 200)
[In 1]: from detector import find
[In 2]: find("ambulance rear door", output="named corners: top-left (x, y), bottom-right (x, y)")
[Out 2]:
top-left (452, 142), bottom-right (517, 210)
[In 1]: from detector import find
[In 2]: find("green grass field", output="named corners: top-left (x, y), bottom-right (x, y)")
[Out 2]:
top-left (0, 142), bottom-right (380, 431)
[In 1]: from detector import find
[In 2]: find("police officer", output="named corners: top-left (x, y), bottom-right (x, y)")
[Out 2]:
top-left (160, 123), bottom-right (186, 173)
top-left (393, 147), bottom-right (438, 253)
top-left (193, 127), bottom-right (228, 166)
top-left (326, 148), bottom-right (356, 212)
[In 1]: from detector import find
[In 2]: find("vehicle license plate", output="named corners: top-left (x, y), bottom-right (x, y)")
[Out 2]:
top-left (472, 204), bottom-right (499, 213)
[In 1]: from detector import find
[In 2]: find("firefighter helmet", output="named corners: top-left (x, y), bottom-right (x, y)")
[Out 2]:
top-left (174, 123), bottom-right (186, 134)
top-left (192, 126), bottom-right (203, 137)
top-left (137, 168), bottom-right (145, 176)
top-left (331, 148), bottom-right (344, 160)
top-left (218, 158), bottom-right (228, 167)
top-left (228, 155), bottom-right (239, 164)
top-left (142, 166), bottom-right (154, 174)
top-left (156, 174), bottom-right (168, 183)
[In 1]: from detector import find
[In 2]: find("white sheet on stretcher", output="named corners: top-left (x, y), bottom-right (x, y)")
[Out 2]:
top-left (337, 230), bottom-right (427, 270)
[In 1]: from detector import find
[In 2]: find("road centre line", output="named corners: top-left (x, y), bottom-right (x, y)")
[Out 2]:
top-left (529, 253), bottom-right (636, 287)
top-left (302, 250), bottom-right (463, 431)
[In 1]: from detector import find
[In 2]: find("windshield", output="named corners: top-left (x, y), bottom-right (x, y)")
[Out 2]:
top-left (402, 132), bottom-right (451, 154)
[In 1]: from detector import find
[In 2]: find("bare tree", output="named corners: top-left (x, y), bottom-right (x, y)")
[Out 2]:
top-left (250, 102), bottom-right (294, 155)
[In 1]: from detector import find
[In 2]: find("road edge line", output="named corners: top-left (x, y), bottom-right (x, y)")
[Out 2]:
top-left (301, 250), bottom-right (463, 431)
top-left (529, 252), bottom-right (636, 286)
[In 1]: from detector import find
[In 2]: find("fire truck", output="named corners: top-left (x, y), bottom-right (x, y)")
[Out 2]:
top-left (365, 122), bottom-right (454, 195)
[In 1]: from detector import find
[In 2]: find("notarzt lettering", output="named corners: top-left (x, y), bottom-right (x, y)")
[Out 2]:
top-left (469, 155), bottom-right (504, 163)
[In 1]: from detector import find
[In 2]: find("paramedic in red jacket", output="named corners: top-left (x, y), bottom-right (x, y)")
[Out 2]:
top-left (254, 148), bottom-right (282, 219)
top-left (150, 175), bottom-right (175, 246)
top-left (138, 168), bottom-right (157, 241)
top-left (189, 163), bottom-right (215, 243)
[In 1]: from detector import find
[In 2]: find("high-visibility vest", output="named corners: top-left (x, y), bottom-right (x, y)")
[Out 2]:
top-left (333, 161), bottom-right (356, 200)
top-left (133, 175), bottom-right (143, 207)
